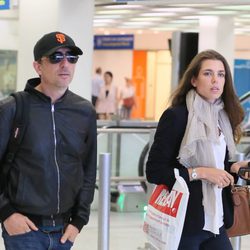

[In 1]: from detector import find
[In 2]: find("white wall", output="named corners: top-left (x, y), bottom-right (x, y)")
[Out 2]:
top-left (17, 0), bottom-right (60, 91)
top-left (92, 50), bottom-right (133, 89)
top-left (235, 35), bottom-right (250, 59)
top-left (134, 32), bottom-right (171, 50)
top-left (0, 19), bottom-right (18, 50)
top-left (154, 50), bottom-right (172, 120)
top-left (0, 0), bottom-right (95, 100)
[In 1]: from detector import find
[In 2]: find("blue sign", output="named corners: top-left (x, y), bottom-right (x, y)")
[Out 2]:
top-left (234, 59), bottom-right (250, 128)
top-left (234, 59), bottom-right (250, 97)
top-left (94, 35), bottom-right (134, 50)
top-left (0, 0), bottom-right (10, 10)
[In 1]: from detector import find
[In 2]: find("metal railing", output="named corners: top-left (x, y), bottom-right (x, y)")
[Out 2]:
top-left (97, 127), bottom-right (153, 177)
top-left (230, 152), bottom-right (247, 250)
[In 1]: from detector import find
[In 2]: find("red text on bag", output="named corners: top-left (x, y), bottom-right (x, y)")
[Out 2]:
top-left (149, 185), bottom-right (183, 218)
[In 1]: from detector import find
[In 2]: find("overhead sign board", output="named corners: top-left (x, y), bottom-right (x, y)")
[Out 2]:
top-left (94, 35), bottom-right (134, 50)
top-left (0, 0), bottom-right (10, 10)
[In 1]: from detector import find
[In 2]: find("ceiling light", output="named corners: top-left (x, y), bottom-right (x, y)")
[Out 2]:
top-left (235, 18), bottom-right (250, 23)
top-left (152, 7), bottom-right (196, 12)
top-left (93, 23), bottom-right (110, 27)
top-left (215, 5), bottom-right (250, 11)
top-left (169, 19), bottom-right (198, 24)
top-left (94, 15), bottom-right (122, 19)
top-left (94, 19), bottom-right (116, 23)
top-left (104, 5), bottom-right (143, 9)
top-left (181, 16), bottom-right (201, 19)
top-left (199, 11), bottom-right (237, 15)
top-left (168, 3), bottom-right (218, 7)
top-left (122, 21), bottom-right (152, 26)
top-left (140, 12), bottom-right (176, 17)
top-left (96, 10), bottom-right (133, 15)
top-left (130, 17), bottom-right (165, 21)
top-left (239, 14), bottom-right (250, 18)
top-left (152, 27), bottom-right (178, 31)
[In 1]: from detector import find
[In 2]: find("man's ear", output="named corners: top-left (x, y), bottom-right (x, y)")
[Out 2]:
top-left (33, 61), bottom-right (42, 76)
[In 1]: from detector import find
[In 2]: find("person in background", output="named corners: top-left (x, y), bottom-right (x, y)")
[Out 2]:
top-left (0, 31), bottom-right (97, 250)
top-left (146, 50), bottom-right (249, 250)
top-left (95, 71), bottom-right (118, 120)
top-left (119, 77), bottom-right (136, 119)
top-left (91, 67), bottom-right (104, 107)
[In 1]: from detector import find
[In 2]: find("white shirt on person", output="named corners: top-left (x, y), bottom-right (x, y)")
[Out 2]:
top-left (95, 84), bottom-right (117, 114)
top-left (120, 84), bottom-right (135, 99)
top-left (92, 73), bottom-right (104, 97)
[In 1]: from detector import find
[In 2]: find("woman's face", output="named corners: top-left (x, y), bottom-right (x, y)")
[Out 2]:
top-left (104, 73), bottom-right (112, 84)
top-left (191, 59), bottom-right (225, 103)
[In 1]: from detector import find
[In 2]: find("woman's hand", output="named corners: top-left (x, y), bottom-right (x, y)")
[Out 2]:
top-left (193, 167), bottom-right (234, 188)
top-left (230, 161), bottom-right (248, 174)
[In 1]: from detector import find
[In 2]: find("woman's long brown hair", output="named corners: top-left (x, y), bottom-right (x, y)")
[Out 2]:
top-left (170, 49), bottom-right (244, 143)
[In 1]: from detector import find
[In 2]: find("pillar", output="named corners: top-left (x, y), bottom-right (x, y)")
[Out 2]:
top-left (198, 16), bottom-right (234, 72)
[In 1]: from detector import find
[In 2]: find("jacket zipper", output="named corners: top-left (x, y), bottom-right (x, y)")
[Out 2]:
top-left (51, 104), bottom-right (60, 214)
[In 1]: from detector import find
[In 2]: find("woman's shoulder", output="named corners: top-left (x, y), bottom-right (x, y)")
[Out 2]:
top-left (156, 104), bottom-right (188, 130)
top-left (161, 104), bottom-right (188, 120)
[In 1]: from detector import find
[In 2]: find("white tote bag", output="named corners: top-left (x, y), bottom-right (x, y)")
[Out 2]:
top-left (143, 169), bottom-right (190, 250)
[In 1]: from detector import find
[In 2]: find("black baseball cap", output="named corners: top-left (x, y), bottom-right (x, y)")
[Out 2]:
top-left (33, 31), bottom-right (83, 61)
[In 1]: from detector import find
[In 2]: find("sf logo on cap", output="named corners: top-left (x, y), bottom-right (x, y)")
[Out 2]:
top-left (56, 33), bottom-right (66, 44)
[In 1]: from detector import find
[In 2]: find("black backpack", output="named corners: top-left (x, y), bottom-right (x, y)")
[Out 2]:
top-left (0, 91), bottom-right (30, 191)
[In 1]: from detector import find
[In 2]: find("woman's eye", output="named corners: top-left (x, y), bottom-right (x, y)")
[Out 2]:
top-left (218, 73), bottom-right (225, 78)
top-left (204, 71), bottom-right (212, 76)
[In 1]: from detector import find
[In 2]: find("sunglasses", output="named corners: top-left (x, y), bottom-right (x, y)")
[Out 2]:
top-left (47, 52), bottom-right (79, 64)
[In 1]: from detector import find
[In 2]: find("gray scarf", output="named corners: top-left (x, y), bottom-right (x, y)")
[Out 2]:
top-left (178, 89), bottom-right (235, 234)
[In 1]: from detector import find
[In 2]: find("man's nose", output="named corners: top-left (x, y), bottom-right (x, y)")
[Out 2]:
top-left (59, 57), bottom-right (69, 66)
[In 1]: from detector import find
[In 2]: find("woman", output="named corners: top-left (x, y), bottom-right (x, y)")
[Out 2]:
top-left (119, 77), bottom-right (136, 119)
top-left (95, 71), bottom-right (118, 120)
top-left (146, 50), bottom-right (248, 250)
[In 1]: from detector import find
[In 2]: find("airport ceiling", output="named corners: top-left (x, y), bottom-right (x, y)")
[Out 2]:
top-left (2, 1), bottom-right (250, 35)
top-left (94, 0), bottom-right (250, 35)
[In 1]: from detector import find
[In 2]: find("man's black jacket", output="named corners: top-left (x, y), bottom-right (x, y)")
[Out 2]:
top-left (0, 78), bottom-right (97, 231)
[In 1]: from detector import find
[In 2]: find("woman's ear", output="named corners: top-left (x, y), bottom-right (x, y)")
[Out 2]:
top-left (191, 77), bottom-right (196, 87)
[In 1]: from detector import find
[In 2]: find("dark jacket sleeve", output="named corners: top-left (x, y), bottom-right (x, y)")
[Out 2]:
top-left (146, 105), bottom-right (190, 189)
top-left (70, 106), bottom-right (97, 231)
top-left (0, 96), bottom-right (17, 222)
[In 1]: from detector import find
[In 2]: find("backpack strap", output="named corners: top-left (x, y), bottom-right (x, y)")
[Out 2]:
top-left (2, 91), bottom-right (30, 172)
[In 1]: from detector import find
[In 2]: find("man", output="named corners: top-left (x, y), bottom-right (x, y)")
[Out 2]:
top-left (91, 67), bottom-right (104, 106)
top-left (0, 31), bottom-right (97, 249)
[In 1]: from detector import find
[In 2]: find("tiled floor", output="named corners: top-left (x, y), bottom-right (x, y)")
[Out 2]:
top-left (0, 210), bottom-right (249, 250)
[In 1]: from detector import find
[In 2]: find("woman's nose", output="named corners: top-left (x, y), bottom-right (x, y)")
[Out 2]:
top-left (211, 73), bottom-right (217, 83)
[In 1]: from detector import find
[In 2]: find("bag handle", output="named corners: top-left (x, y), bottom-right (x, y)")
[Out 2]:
top-left (174, 168), bottom-right (180, 178)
